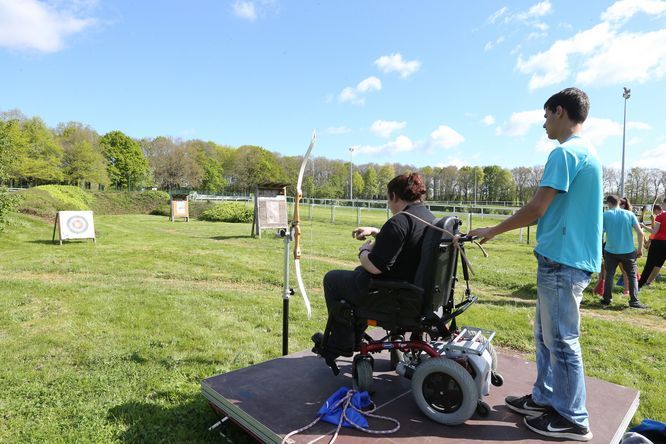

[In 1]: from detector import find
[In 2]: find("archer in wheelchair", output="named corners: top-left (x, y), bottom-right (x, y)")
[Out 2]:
top-left (311, 172), bottom-right (503, 425)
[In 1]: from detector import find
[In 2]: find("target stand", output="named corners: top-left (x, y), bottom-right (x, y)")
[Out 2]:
top-left (53, 211), bottom-right (96, 245)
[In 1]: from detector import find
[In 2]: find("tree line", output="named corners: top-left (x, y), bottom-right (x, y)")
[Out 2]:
top-left (1, 109), bottom-right (665, 204)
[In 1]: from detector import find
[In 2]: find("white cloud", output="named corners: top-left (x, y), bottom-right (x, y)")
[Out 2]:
top-left (516, 1), bottom-right (553, 21)
top-left (338, 76), bottom-right (382, 105)
top-left (482, 115), bottom-right (495, 125)
top-left (575, 29), bottom-right (666, 86)
top-left (602, 0), bottom-right (666, 23)
top-left (353, 135), bottom-right (415, 155)
top-left (430, 125), bottom-right (465, 149)
top-left (606, 160), bottom-right (622, 169)
top-left (628, 121), bottom-right (652, 130)
top-left (536, 134), bottom-right (557, 153)
top-left (370, 120), bottom-right (406, 138)
top-left (516, 1), bottom-right (666, 90)
top-left (233, 1), bottom-right (257, 21)
top-left (0, 0), bottom-right (96, 53)
top-left (437, 157), bottom-right (468, 168)
top-left (633, 143), bottom-right (666, 169)
top-left (581, 117), bottom-right (623, 147)
top-left (325, 126), bottom-right (351, 135)
top-left (374, 53), bottom-right (421, 78)
top-left (496, 109), bottom-right (544, 136)
top-left (484, 36), bottom-right (505, 51)
top-left (487, 7), bottom-right (508, 24)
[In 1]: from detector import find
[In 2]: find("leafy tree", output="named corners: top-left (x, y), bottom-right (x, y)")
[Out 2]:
top-left (438, 166), bottom-right (459, 200)
top-left (362, 166), bottom-right (379, 199)
top-left (302, 175), bottom-right (315, 198)
top-left (63, 140), bottom-right (109, 187)
top-left (11, 117), bottom-right (64, 185)
top-left (457, 166), bottom-right (483, 201)
top-left (377, 164), bottom-right (396, 197)
top-left (352, 171), bottom-right (364, 199)
top-left (100, 131), bottom-right (150, 190)
top-left (0, 120), bottom-right (26, 184)
top-left (231, 145), bottom-right (286, 193)
top-left (57, 122), bottom-right (107, 187)
top-left (511, 167), bottom-right (532, 204)
top-left (482, 165), bottom-right (514, 201)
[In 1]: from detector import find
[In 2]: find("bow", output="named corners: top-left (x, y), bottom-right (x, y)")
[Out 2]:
top-left (292, 130), bottom-right (316, 319)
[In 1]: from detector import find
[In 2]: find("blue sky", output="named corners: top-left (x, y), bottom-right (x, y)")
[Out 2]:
top-left (1, 0), bottom-right (666, 170)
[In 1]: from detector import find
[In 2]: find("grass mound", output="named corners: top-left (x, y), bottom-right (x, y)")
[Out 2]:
top-left (17, 186), bottom-right (170, 219)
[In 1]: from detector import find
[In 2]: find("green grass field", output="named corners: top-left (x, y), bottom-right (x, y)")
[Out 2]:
top-left (1, 209), bottom-right (664, 443)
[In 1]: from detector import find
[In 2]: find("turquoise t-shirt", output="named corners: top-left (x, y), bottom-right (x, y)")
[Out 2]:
top-left (534, 135), bottom-right (603, 273)
top-left (603, 208), bottom-right (639, 254)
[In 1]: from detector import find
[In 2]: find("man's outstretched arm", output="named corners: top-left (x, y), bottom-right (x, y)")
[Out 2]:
top-left (469, 187), bottom-right (559, 243)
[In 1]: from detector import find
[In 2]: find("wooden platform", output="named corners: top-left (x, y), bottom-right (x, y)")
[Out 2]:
top-left (202, 344), bottom-right (639, 443)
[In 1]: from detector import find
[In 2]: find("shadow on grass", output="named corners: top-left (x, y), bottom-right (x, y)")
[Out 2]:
top-left (108, 394), bottom-right (254, 443)
top-left (211, 235), bottom-right (255, 241)
top-left (509, 284), bottom-right (537, 300)
top-left (478, 299), bottom-right (535, 309)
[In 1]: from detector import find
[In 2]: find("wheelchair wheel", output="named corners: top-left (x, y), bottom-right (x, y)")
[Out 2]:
top-left (476, 401), bottom-right (491, 417)
top-left (352, 355), bottom-right (374, 393)
top-left (411, 357), bottom-right (479, 425)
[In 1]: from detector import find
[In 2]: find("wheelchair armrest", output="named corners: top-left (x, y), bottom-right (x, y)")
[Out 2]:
top-left (369, 278), bottom-right (424, 295)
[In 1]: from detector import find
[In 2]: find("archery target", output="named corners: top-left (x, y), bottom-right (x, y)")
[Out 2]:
top-left (58, 211), bottom-right (95, 240)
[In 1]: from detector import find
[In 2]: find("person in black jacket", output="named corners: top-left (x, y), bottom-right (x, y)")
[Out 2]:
top-left (313, 172), bottom-right (435, 372)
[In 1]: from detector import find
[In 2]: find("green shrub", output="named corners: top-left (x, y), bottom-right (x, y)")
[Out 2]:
top-left (199, 202), bottom-right (252, 223)
top-left (0, 189), bottom-right (22, 232)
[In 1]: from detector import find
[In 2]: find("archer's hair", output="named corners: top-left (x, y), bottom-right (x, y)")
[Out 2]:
top-left (654, 204), bottom-right (662, 211)
top-left (620, 197), bottom-right (633, 212)
top-left (387, 173), bottom-right (426, 202)
top-left (544, 87), bottom-right (590, 124)
top-left (606, 195), bottom-right (619, 206)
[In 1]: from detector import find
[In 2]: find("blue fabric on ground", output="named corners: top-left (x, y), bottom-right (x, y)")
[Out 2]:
top-left (630, 419), bottom-right (666, 443)
top-left (317, 387), bottom-right (371, 428)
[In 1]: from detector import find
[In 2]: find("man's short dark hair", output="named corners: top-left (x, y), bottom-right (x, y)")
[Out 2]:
top-left (654, 204), bottom-right (662, 211)
top-left (544, 87), bottom-right (590, 124)
top-left (606, 194), bottom-right (619, 206)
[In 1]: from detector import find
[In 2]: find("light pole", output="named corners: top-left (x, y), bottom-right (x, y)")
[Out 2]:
top-left (349, 147), bottom-right (354, 201)
top-left (619, 87), bottom-right (631, 197)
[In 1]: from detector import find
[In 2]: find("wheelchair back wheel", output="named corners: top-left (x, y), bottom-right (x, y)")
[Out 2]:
top-left (411, 357), bottom-right (479, 425)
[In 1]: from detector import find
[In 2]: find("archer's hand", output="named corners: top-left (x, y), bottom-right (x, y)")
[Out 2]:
top-left (468, 227), bottom-right (496, 245)
top-left (358, 240), bottom-right (374, 254)
top-left (636, 248), bottom-right (643, 258)
top-left (352, 227), bottom-right (379, 240)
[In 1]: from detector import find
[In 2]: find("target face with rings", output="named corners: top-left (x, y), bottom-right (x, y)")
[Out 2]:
top-left (66, 215), bottom-right (89, 234)
top-left (57, 211), bottom-right (95, 240)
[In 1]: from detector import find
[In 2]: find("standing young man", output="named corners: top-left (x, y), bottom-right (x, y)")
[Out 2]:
top-left (469, 87), bottom-right (601, 442)
top-left (601, 194), bottom-right (646, 308)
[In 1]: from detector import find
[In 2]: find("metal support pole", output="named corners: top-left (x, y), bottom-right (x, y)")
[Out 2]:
top-left (620, 87), bottom-right (631, 197)
top-left (282, 229), bottom-right (293, 356)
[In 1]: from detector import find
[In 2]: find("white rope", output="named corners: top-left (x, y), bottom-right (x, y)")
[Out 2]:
top-left (282, 389), bottom-right (400, 444)
top-left (396, 211), bottom-right (488, 275)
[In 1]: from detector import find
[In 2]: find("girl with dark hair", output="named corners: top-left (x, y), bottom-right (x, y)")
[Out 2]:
top-left (313, 173), bottom-right (435, 372)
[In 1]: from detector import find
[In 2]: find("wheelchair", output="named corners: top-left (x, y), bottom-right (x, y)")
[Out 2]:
top-left (312, 216), bottom-right (503, 426)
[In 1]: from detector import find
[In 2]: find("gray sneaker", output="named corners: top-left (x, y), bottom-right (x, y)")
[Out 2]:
top-left (505, 394), bottom-right (551, 416)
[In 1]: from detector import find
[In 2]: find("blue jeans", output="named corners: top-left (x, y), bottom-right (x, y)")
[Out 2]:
top-left (532, 253), bottom-right (591, 428)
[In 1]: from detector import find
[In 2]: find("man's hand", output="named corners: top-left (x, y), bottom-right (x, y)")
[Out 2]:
top-left (468, 227), bottom-right (496, 244)
top-left (352, 227), bottom-right (379, 240)
top-left (636, 247), bottom-right (643, 258)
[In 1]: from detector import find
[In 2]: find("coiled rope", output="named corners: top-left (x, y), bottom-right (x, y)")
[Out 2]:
top-left (281, 388), bottom-right (400, 444)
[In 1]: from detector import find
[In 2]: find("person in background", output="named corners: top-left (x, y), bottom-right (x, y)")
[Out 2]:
top-left (470, 87), bottom-right (599, 441)
top-left (639, 203), bottom-right (666, 289)
top-left (600, 195), bottom-right (646, 309)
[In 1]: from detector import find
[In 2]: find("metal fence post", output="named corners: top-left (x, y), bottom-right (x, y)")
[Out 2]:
top-left (331, 205), bottom-right (336, 222)
top-left (357, 207), bottom-right (361, 226)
